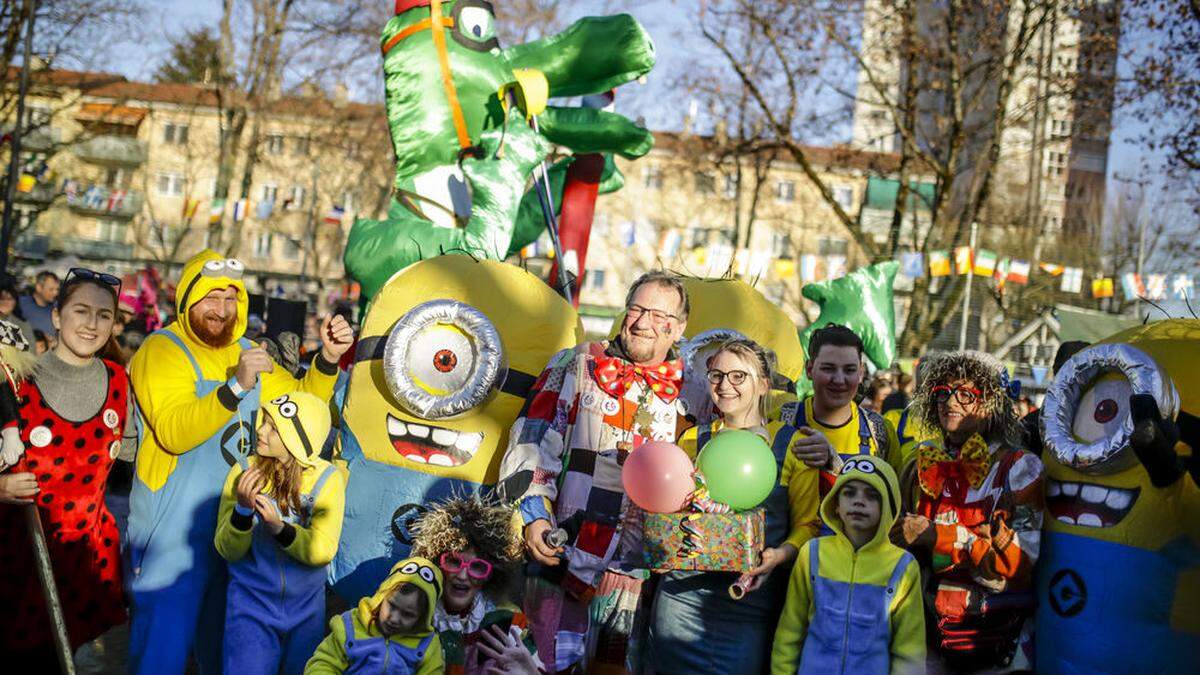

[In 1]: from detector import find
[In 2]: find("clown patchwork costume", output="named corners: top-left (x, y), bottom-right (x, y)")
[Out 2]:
top-left (498, 338), bottom-right (687, 672)
top-left (126, 250), bottom-right (339, 674)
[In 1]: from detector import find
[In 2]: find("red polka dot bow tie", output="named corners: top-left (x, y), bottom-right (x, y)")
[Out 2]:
top-left (593, 355), bottom-right (683, 403)
top-left (917, 434), bottom-right (993, 498)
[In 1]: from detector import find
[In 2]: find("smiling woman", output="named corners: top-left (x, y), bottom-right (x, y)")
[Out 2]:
top-left (0, 269), bottom-right (134, 667)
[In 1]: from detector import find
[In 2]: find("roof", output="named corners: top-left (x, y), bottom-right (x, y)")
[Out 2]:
top-left (1053, 304), bottom-right (1140, 343)
top-left (76, 102), bottom-right (147, 125)
top-left (650, 130), bottom-right (911, 174)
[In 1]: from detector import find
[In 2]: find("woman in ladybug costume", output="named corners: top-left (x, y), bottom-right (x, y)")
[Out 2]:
top-left (0, 268), bottom-right (134, 667)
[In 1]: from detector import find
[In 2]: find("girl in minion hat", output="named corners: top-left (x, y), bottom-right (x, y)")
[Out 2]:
top-left (214, 391), bottom-right (347, 674)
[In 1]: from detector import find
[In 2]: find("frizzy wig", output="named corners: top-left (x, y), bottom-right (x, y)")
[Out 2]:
top-left (911, 350), bottom-right (1022, 448)
top-left (409, 494), bottom-right (523, 593)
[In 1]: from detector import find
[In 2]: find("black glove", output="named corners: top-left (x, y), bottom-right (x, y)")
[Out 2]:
top-left (1129, 394), bottom-right (1185, 488)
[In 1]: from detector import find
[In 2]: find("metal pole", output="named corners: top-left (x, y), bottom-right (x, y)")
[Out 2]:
top-left (0, 0), bottom-right (39, 274)
top-left (958, 221), bottom-right (978, 351)
top-left (24, 504), bottom-right (76, 674)
top-left (529, 116), bottom-right (574, 305)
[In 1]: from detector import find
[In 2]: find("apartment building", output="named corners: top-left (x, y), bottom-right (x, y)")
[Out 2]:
top-left (4, 66), bottom-right (389, 294)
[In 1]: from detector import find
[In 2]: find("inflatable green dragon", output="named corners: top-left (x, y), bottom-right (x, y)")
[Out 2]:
top-left (345, 0), bottom-right (656, 299)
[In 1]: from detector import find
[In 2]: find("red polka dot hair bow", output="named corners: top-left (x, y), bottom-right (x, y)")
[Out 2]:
top-left (593, 355), bottom-right (683, 403)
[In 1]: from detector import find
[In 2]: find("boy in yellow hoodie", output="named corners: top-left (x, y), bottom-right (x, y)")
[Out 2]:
top-left (305, 556), bottom-right (445, 674)
top-left (215, 391), bottom-right (346, 674)
top-left (771, 454), bottom-right (925, 674)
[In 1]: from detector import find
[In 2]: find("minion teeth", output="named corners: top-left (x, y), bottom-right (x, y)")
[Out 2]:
top-left (1046, 479), bottom-right (1139, 528)
top-left (386, 413), bottom-right (484, 467)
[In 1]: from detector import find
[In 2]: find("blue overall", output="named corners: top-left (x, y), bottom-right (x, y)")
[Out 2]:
top-left (127, 331), bottom-right (260, 675)
top-left (341, 611), bottom-right (435, 675)
top-left (223, 465), bottom-right (338, 675)
top-left (648, 423), bottom-right (798, 673)
top-left (798, 540), bottom-right (912, 674)
top-left (795, 405), bottom-right (873, 537)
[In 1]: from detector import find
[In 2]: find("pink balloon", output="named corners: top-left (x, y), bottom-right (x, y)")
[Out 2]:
top-left (622, 441), bottom-right (695, 513)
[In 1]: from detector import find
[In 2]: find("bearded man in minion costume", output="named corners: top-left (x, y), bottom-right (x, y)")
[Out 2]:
top-left (1037, 319), bottom-right (1200, 673)
top-left (330, 255), bottom-right (582, 600)
top-left (126, 250), bottom-right (353, 675)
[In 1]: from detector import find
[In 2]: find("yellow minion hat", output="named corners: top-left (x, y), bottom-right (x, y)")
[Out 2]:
top-left (260, 392), bottom-right (331, 467)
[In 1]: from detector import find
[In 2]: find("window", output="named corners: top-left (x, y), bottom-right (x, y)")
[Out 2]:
top-left (776, 180), bottom-right (796, 203)
top-left (643, 165), bottom-right (663, 190)
top-left (833, 185), bottom-right (854, 210)
top-left (1043, 214), bottom-right (1062, 233)
top-left (293, 136), bottom-right (310, 156)
top-left (770, 231), bottom-right (793, 259)
top-left (163, 122), bottom-right (190, 145)
top-left (156, 173), bottom-right (185, 197)
top-left (1047, 150), bottom-right (1068, 176)
top-left (817, 236), bottom-right (848, 256)
top-left (97, 220), bottom-right (127, 243)
top-left (266, 134), bottom-right (286, 155)
top-left (253, 232), bottom-right (273, 258)
top-left (104, 167), bottom-right (129, 189)
top-left (154, 223), bottom-right (177, 248)
top-left (282, 236), bottom-right (301, 261)
top-left (685, 227), bottom-right (708, 249)
top-left (584, 269), bottom-right (607, 291)
top-left (723, 174), bottom-right (738, 200)
top-left (287, 186), bottom-right (307, 210)
top-left (695, 172), bottom-right (715, 195)
top-left (1050, 119), bottom-right (1071, 139)
top-left (24, 105), bottom-right (51, 128)
top-left (261, 184), bottom-right (278, 204)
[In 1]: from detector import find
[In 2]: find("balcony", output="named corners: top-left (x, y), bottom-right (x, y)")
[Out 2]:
top-left (57, 237), bottom-right (134, 260)
top-left (12, 180), bottom-right (58, 206)
top-left (3, 125), bottom-right (62, 153)
top-left (72, 134), bottom-right (148, 165)
top-left (66, 186), bottom-right (143, 219)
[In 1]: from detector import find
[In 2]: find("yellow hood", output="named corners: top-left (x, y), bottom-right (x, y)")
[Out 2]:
top-left (820, 454), bottom-right (902, 551)
top-left (176, 249), bottom-right (248, 347)
top-left (355, 556), bottom-right (443, 636)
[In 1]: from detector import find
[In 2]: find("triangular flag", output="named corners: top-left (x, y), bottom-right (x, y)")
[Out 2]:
top-left (1040, 262), bottom-right (1065, 276)
top-left (232, 199), bottom-right (249, 223)
top-left (182, 198), bottom-right (200, 223)
top-left (324, 205), bottom-right (346, 226)
top-left (17, 174), bottom-right (36, 193)
top-left (929, 250), bottom-right (950, 277)
top-left (209, 198), bottom-right (227, 225)
top-left (993, 257), bottom-right (1010, 290)
top-left (954, 246), bottom-right (973, 275)
top-left (1008, 260), bottom-right (1030, 284)
top-left (973, 249), bottom-right (998, 276)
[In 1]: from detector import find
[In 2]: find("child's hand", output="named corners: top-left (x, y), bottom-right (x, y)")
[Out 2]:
top-left (253, 494), bottom-right (285, 535)
top-left (236, 467), bottom-right (265, 510)
top-left (0, 472), bottom-right (38, 504)
top-left (478, 625), bottom-right (538, 674)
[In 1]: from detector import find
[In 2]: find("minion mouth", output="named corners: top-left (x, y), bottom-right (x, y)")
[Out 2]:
top-left (1046, 479), bottom-right (1139, 528)
top-left (386, 414), bottom-right (484, 467)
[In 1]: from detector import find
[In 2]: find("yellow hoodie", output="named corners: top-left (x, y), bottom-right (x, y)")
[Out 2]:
top-left (771, 454), bottom-right (925, 674)
top-left (130, 250), bottom-right (340, 491)
top-left (305, 557), bottom-right (446, 674)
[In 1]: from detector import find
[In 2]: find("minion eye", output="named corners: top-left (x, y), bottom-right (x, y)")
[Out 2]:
top-left (225, 258), bottom-right (245, 275)
top-left (278, 402), bottom-right (298, 418)
top-left (841, 461), bottom-right (858, 474)
top-left (271, 395), bottom-right (289, 405)
top-left (400, 562), bottom-right (419, 574)
top-left (419, 567), bottom-right (436, 583)
top-left (204, 260), bottom-right (225, 273)
top-left (858, 461), bottom-right (876, 474)
top-left (383, 300), bottom-right (506, 419)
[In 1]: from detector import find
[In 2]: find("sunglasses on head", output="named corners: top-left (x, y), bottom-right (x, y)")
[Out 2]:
top-left (59, 267), bottom-right (122, 306)
top-left (438, 552), bottom-right (493, 582)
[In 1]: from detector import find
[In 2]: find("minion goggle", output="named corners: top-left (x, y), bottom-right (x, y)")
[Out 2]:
top-left (179, 257), bottom-right (244, 310)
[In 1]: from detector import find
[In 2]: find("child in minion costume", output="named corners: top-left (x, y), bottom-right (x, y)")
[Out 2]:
top-left (1037, 319), bottom-right (1200, 673)
top-left (127, 250), bottom-right (343, 674)
top-left (306, 557), bottom-right (445, 674)
top-left (215, 391), bottom-right (347, 675)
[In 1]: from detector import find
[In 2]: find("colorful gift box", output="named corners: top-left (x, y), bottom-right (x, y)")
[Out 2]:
top-left (642, 508), bottom-right (765, 572)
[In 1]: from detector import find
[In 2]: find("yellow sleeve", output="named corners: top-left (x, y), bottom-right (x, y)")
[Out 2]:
top-left (416, 634), bottom-right (444, 675)
top-left (304, 614), bottom-right (350, 674)
top-left (676, 426), bottom-right (700, 461)
top-left (130, 332), bottom-right (239, 455)
top-left (214, 464), bottom-right (252, 562)
top-left (771, 540), bottom-right (814, 675)
top-left (883, 416), bottom-right (904, 474)
top-left (261, 354), bottom-right (339, 405)
top-left (889, 557), bottom-right (927, 674)
top-left (283, 467), bottom-right (347, 566)
top-left (782, 453), bottom-right (821, 551)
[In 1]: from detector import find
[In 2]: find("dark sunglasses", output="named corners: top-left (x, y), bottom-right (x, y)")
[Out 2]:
top-left (58, 267), bottom-right (122, 306)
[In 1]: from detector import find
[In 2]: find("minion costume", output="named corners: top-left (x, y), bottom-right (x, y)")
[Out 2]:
top-left (771, 455), bottom-right (925, 674)
top-left (1036, 319), bottom-right (1200, 673)
top-left (127, 250), bottom-right (340, 674)
top-left (215, 392), bottom-right (347, 675)
top-left (305, 557), bottom-right (445, 674)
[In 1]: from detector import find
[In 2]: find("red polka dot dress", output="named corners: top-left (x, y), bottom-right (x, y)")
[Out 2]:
top-left (0, 359), bottom-right (128, 654)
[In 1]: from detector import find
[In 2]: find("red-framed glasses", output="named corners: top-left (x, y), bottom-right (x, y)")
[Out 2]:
top-left (931, 384), bottom-right (983, 406)
top-left (439, 552), bottom-right (493, 581)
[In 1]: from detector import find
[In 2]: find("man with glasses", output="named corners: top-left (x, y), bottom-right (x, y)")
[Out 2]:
top-left (498, 271), bottom-right (690, 673)
top-left (788, 324), bottom-right (900, 504)
top-left (125, 250), bottom-right (354, 674)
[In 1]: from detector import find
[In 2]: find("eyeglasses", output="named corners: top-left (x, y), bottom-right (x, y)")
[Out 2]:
top-left (931, 384), bottom-right (983, 406)
top-left (626, 304), bottom-right (678, 327)
top-left (707, 369), bottom-right (750, 386)
top-left (59, 267), bottom-right (122, 306)
top-left (438, 552), bottom-right (493, 582)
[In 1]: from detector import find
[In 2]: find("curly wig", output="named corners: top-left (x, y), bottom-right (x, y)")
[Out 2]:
top-left (409, 495), bottom-right (523, 593)
top-left (911, 350), bottom-right (1022, 448)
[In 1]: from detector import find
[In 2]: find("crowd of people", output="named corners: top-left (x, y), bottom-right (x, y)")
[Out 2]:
top-left (0, 254), bottom-right (1146, 675)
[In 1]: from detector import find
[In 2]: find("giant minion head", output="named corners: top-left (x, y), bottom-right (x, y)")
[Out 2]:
top-left (674, 277), bottom-right (804, 423)
top-left (1040, 319), bottom-right (1200, 548)
top-left (341, 254), bottom-right (583, 482)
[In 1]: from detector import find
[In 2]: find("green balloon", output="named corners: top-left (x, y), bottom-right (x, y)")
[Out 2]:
top-left (696, 429), bottom-right (778, 511)
top-left (797, 261), bottom-right (900, 396)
